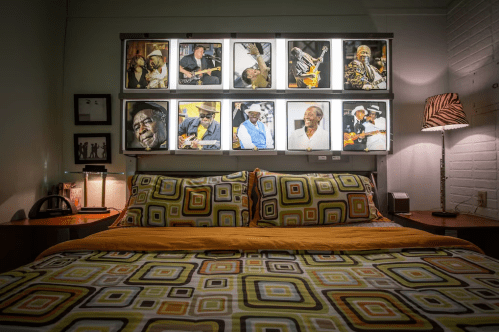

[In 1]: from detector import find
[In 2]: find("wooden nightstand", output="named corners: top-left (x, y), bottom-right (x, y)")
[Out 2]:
top-left (0, 211), bottom-right (119, 273)
top-left (392, 211), bottom-right (499, 259)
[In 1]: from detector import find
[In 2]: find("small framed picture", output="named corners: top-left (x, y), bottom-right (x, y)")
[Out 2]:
top-left (124, 39), bottom-right (169, 90)
top-left (287, 40), bottom-right (330, 89)
top-left (74, 94), bottom-right (111, 125)
top-left (124, 100), bottom-right (169, 151)
top-left (287, 101), bottom-right (330, 151)
top-left (232, 41), bottom-right (273, 89)
top-left (178, 101), bottom-right (221, 150)
top-left (343, 101), bottom-right (387, 151)
top-left (232, 101), bottom-right (275, 150)
top-left (343, 40), bottom-right (388, 90)
top-left (178, 41), bottom-right (223, 89)
top-left (74, 133), bottom-right (111, 164)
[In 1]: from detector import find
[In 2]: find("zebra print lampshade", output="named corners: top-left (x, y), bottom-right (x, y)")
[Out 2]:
top-left (421, 93), bottom-right (469, 131)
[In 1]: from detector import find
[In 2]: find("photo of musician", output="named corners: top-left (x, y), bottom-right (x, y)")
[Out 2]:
top-left (232, 101), bottom-right (274, 150)
top-left (178, 43), bottom-right (221, 85)
top-left (125, 41), bottom-right (169, 89)
top-left (343, 102), bottom-right (387, 151)
top-left (234, 42), bottom-right (271, 89)
top-left (287, 101), bottom-right (330, 150)
top-left (288, 40), bottom-right (330, 89)
top-left (178, 101), bottom-right (221, 150)
top-left (344, 40), bottom-right (387, 90)
top-left (125, 101), bottom-right (168, 150)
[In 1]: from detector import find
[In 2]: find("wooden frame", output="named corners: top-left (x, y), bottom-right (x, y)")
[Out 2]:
top-left (74, 133), bottom-right (111, 164)
top-left (74, 94), bottom-right (111, 125)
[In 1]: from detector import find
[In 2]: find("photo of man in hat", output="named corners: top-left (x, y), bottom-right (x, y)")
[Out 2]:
top-left (179, 44), bottom-right (221, 85)
top-left (287, 102), bottom-right (330, 150)
top-left (178, 101), bottom-right (221, 150)
top-left (146, 48), bottom-right (168, 89)
top-left (127, 101), bottom-right (168, 150)
top-left (343, 104), bottom-right (367, 150)
top-left (235, 102), bottom-right (274, 150)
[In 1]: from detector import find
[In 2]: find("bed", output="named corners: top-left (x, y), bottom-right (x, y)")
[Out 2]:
top-left (1, 169), bottom-right (498, 331)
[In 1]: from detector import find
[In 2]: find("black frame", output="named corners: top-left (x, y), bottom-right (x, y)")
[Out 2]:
top-left (74, 133), bottom-right (112, 164)
top-left (74, 94), bottom-right (112, 125)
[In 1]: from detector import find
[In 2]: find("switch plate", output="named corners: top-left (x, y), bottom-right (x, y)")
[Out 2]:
top-left (478, 191), bottom-right (487, 207)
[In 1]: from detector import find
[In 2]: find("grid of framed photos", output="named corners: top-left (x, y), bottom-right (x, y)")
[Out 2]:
top-left (120, 34), bottom-right (392, 155)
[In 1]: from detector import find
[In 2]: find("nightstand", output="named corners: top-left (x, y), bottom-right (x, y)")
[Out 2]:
top-left (0, 211), bottom-right (119, 273)
top-left (392, 211), bottom-right (499, 259)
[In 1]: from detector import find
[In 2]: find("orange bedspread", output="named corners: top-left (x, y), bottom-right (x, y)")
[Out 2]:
top-left (37, 226), bottom-right (483, 260)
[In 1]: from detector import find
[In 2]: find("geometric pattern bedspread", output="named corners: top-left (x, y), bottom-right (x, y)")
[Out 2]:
top-left (1, 248), bottom-right (499, 331)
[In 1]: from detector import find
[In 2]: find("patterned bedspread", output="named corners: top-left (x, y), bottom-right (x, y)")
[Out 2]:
top-left (2, 245), bottom-right (499, 331)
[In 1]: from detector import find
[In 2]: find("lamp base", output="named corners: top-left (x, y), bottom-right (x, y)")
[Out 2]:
top-left (79, 207), bottom-right (110, 214)
top-left (432, 211), bottom-right (458, 218)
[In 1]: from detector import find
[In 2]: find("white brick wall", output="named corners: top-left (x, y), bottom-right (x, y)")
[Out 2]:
top-left (447, 0), bottom-right (499, 220)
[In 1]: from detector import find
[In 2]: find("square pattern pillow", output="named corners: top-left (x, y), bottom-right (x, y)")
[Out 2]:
top-left (252, 169), bottom-right (380, 227)
top-left (115, 172), bottom-right (250, 227)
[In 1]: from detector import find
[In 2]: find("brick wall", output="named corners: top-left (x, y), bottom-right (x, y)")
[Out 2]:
top-left (446, 0), bottom-right (499, 219)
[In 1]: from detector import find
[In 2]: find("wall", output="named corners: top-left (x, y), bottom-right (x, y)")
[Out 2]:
top-left (0, 0), bottom-right (66, 221)
top-left (61, 0), bottom-right (451, 212)
top-left (446, 0), bottom-right (499, 219)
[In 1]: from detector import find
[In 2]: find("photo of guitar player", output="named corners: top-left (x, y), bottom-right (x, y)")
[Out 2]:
top-left (178, 101), bottom-right (221, 150)
top-left (344, 40), bottom-right (388, 90)
top-left (288, 40), bottom-right (330, 89)
top-left (178, 43), bottom-right (222, 86)
top-left (343, 101), bottom-right (387, 151)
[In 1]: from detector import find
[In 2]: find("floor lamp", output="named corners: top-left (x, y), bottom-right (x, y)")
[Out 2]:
top-left (421, 93), bottom-right (469, 217)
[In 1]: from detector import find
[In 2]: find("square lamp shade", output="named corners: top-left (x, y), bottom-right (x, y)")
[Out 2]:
top-left (421, 93), bottom-right (469, 217)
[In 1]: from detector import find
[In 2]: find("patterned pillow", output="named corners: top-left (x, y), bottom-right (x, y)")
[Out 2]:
top-left (114, 172), bottom-right (250, 227)
top-left (250, 169), bottom-right (380, 227)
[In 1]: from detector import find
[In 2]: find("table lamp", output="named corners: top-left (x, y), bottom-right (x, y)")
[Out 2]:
top-left (421, 93), bottom-right (469, 217)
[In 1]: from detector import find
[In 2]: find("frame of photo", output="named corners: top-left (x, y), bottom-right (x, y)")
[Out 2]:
top-left (122, 100), bottom-right (169, 152)
top-left (74, 133), bottom-right (112, 164)
top-left (122, 39), bottom-right (171, 92)
top-left (177, 39), bottom-right (224, 91)
top-left (285, 39), bottom-right (332, 92)
top-left (74, 94), bottom-right (111, 125)
top-left (286, 100), bottom-right (331, 151)
top-left (229, 39), bottom-right (276, 91)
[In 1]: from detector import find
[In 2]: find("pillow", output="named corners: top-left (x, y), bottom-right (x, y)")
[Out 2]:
top-left (250, 169), bottom-right (380, 227)
top-left (113, 172), bottom-right (250, 227)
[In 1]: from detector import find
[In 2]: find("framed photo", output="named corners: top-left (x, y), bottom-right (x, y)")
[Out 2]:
top-left (232, 101), bottom-right (275, 150)
top-left (74, 133), bottom-right (111, 164)
top-left (343, 101), bottom-right (387, 151)
top-left (124, 39), bottom-right (169, 90)
top-left (232, 41), bottom-right (273, 89)
top-left (178, 40), bottom-right (223, 90)
top-left (343, 40), bottom-right (388, 90)
top-left (287, 101), bottom-right (330, 151)
top-left (124, 100), bottom-right (169, 151)
top-left (178, 101), bottom-right (221, 150)
top-left (287, 40), bottom-right (331, 89)
top-left (74, 94), bottom-right (111, 125)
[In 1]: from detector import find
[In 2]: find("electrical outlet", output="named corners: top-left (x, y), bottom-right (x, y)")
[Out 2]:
top-left (478, 191), bottom-right (487, 207)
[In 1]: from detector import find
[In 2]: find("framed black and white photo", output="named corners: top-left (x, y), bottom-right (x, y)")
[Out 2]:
top-left (74, 133), bottom-right (111, 164)
top-left (287, 101), bottom-right (330, 151)
top-left (74, 94), bottom-right (111, 125)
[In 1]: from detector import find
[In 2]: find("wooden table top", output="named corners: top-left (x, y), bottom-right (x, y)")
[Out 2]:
top-left (396, 211), bottom-right (499, 229)
top-left (1, 210), bottom-right (120, 227)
